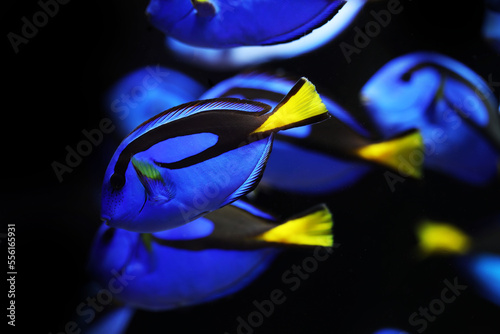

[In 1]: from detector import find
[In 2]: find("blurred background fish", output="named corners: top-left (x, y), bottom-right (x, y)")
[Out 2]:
top-left (85, 200), bottom-right (333, 332)
top-left (146, 0), bottom-right (347, 48)
top-left (361, 51), bottom-right (500, 185)
top-left (105, 66), bottom-right (206, 137)
top-left (201, 71), bottom-right (423, 195)
top-left (160, 0), bottom-right (367, 70)
top-left (416, 218), bottom-right (500, 307)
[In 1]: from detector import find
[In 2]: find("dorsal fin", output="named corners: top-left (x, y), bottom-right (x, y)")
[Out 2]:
top-left (128, 98), bottom-right (271, 140)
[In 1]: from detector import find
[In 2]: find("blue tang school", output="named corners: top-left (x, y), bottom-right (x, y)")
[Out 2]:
top-left (5, 0), bottom-right (500, 333)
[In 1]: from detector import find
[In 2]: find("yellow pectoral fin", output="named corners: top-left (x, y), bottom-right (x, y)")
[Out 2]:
top-left (355, 130), bottom-right (424, 179)
top-left (252, 78), bottom-right (329, 135)
top-left (254, 204), bottom-right (334, 247)
top-left (416, 221), bottom-right (471, 256)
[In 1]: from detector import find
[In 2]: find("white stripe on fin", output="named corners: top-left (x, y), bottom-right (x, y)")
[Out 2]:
top-left (128, 98), bottom-right (271, 141)
top-left (220, 134), bottom-right (274, 207)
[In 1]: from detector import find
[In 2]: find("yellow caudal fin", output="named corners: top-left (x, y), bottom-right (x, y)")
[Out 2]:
top-left (251, 78), bottom-right (330, 134)
top-left (254, 204), bottom-right (334, 247)
top-left (355, 130), bottom-right (424, 179)
top-left (416, 221), bottom-right (471, 257)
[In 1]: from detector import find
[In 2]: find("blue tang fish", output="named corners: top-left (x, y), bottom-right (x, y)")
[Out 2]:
top-left (201, 72), bottom-right (423, 194)
top-left (416, 219), bottom-right (500, 306)
top-left (146, 0), bottom-right (346, 48)
top-left (106, 66), bottom-right (206, 136)
top-left (361, 52), bottom-right (500, 185)
top-left (89, 200), bottom-right (334, 311)
top-left (162, 0), bottom-right (367, 70)
top-left (101, 77), bottom-right (330, 232)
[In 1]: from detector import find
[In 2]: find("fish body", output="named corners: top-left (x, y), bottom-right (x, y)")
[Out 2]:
top-left (101, 78), bottom-right (329, 232)
top-left (161, 0), bottom-right (367, 70)
top-left (89, 201), bottom-right (334, 310)
top-left (146, 0), bottom-right (346, 48)
top-left (201, 72), bottom-right (423, 194)
top-left (361, 52), bottom-right (500, 185)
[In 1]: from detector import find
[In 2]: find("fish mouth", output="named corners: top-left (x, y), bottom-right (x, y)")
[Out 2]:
top-left (100, 215), bottom-right (111, 226)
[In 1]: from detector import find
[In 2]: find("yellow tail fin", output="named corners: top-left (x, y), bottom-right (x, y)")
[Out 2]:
top-left (254, 204), bottom-right (334, 247)
top-left (355, 130), bottom-right (424, 179)
top-left (251, 78), bottom-right (329, 134)
top-left (416, 220), bottom-right (471, 256)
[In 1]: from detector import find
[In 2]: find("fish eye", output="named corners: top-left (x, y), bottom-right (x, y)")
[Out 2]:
top-left (110, 173), bottom-right (126, 190)
top-left (401, 71), bottom-right (413, 82)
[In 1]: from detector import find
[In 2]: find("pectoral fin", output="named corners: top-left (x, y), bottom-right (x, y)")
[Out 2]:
top-left (132, 157), bottom-right (175, 204)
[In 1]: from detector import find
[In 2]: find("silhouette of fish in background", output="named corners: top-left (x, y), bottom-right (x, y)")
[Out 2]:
top-left (105, 66), bottom-right (206, 136)
top-left (101, 77), bottom-right (330, 232)
top-left (361, 52), bottom-right (500, 185)
top-left (89, 200), bottom-right (333, 311)
top-left (200, 72), bottom-right (423, 195)
top-left (146, 0), bottom-right (347, 48)
top-left (416, 218), bottom-right (500, 306)
top-left (158, 0), bottom-right (368, 70)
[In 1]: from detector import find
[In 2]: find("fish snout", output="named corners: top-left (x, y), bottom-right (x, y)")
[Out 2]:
top-left (100, 215), bottom-right (112, 226)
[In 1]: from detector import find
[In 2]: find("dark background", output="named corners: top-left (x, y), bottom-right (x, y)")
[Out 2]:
top-left (4, 0), bottom-right (500, 333)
